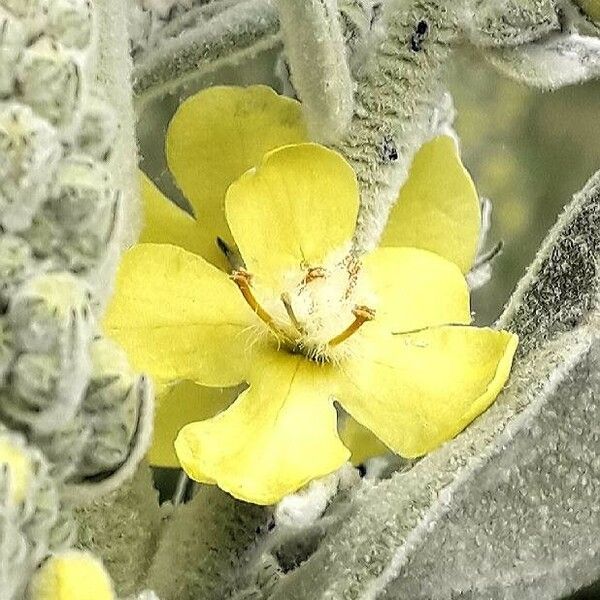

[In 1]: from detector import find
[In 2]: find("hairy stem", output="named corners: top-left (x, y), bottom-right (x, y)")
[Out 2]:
top-left (145, 486), bottom-right (271, 600)
top-left (96, 0), bottom-right (142, 249)
top-left (336, 0), bottom-right (464, 251)
top-left (332, 0), bottom-right (562, 252)
top-left (276, 0), bottom-right (354, 142)
top-left (74, 463), bottom-right (161, 597)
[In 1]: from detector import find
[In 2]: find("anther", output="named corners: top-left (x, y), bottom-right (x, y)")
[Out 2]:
top-left (303, 267), bottom-right (326, 284)
top-left (231, 269), bottom-right (287, 339)
top-left (327, 305), bottom-right (376, 347)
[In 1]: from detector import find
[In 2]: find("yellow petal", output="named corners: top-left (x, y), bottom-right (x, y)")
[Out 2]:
top-left (363, 246), bottom-right (471, 333)
top-left (339, 416), bottom-right (390, 466)
top-left (139, 172), bottom-right (229, 270)
top-left (149, 381), bottom-right (238, 468)
top-left (166, 85), bottom-right (308, 259)
top-left (175, 350), bottom-right (350, 505)
top-left (226, 143), bottom-right (359, 285)
top-left (103, 243), bottom-right (257, 387)
top-left (380, 136), bottom-right (480, 273)
top-left (29, 552), bottom-right (115, 600)
top-left (336, 326), bottom-right (518, 458)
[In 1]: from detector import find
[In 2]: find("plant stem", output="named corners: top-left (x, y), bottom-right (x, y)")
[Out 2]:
top-left (335, 0), bottom-right (464, 252)
top-left (276, 0), bottom-right (354, 143)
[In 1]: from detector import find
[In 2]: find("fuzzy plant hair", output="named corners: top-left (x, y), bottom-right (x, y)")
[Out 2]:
top-left (0, 0), bottom-right (599, 598)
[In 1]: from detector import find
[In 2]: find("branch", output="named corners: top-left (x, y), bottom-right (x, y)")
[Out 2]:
top-left (484, 32), bottom-right (600, 88)
top-left (133, 0), bottom-right (280, 109)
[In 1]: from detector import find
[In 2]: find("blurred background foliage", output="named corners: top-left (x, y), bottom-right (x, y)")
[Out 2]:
top-left (453, 49), bottom-right (600, 324)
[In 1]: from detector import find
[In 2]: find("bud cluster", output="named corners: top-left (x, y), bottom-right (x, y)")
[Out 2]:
top-left (0, 0), bottom-right (148, 490)
top-left (0, 425), bottom-right (73, 599)
top-left (0, 1), bottom-right (150, 597)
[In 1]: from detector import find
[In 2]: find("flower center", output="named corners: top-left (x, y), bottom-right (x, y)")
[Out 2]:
top-left (231, 258), bottom-right (375, 361)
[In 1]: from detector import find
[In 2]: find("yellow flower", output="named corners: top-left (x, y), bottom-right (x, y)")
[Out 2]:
top-left (105, 85), bottom-right (517, 504)
top-left (28, 552), bottom-right (115, 600)
top-left (136, 85), bottom-right (488, 469)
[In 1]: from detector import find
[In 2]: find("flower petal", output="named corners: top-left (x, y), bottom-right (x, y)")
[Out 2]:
top-left (335, 326), bottom-right (518, 458)
top-left (166, 85), bottom-right (308, 258)
top-left (363, 246), bottom-right (471, 332)
top-left (149, 381), bottom-right (238, 468)
top-left (380, 136), bottom-right (480, 273)
top-left (139, 172), bottom-right (229, 270)
top-left (226, 143), bottom-right (359, 285)
top-left (103, 243), bottom-right (257, 387)
top-left (339, 416), bottom-right (390, 466)
top-left (175, 350), bottom-right (350, 505)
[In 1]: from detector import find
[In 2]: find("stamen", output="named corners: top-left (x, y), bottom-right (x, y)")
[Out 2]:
top-left (231, 270), bottom-right (289, 340)
top-left (281, 292), bottom-right (305, 333)
top-left (327, 305), bottom-right (375, 347)
top-left (303, 267), bottom-right (326, 284)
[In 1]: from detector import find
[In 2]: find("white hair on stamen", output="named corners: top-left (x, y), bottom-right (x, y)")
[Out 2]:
top-left (235, 244), bottom-right (377, 365)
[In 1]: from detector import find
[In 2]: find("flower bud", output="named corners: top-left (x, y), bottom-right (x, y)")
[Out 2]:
top-left (8, 272), bottom-right (93, 354)
top-left (0, 427), bottom-right (71, 597)
top-left (0, 9), bottom-right (26, 96)
top-left (33, 413), bottom-right (90, 481)
top-left (0, 316), bottom-right (13, 384)
top-left (49, 155), bottom-right (114, 233)
top-left (77, 95), bottom-right (118, 161)
top-left (0, 235), bottom-right (36, 303)
top-left (0, 102), bottom-right (61, 232)
top-left (16, 37), bottom-right (82, 131)
top-left (47, 0), bottom-right (93, 49)
top-left (78, 338), bottom-right (140, 476)
top-left (0, 436), bottom-right (31, 504)
top-left (28, 551), bottom-right (115, 600)
top-left (0, 0), bottom-right (49, 42)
